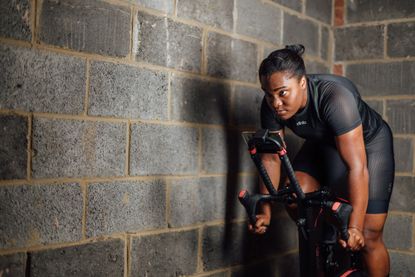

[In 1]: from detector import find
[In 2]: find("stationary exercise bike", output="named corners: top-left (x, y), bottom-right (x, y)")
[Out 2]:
top-left (238, 129), bottom-right (365, 277)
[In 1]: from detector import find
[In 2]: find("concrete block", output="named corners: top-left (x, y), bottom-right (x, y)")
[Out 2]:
top-left (130, 123), bottom-right (199, 175)
top-left (202, 223), bottom-right (254, 270)
top-left (233, 86), bottom-right (262, 127)
top-left (0, 115), bottom-right (27, 180)
top-left (88, 61), bottom-right (168, 120)
top-left (386, 99), bottom-right (415, 134)
top-left (32, 118), bottom-right (126, 178)
top-left (390, 176), bottom-right (415, 213)
top-left (390, 252), bottom-right (415, 277)
top-left (388, 22), bottom-right (415, 58)
top-left (29, 239), bottom-right (124, 277)
top-left (320, 26), bottom-right (330, 61)
top-left (306, 0), bottom-right (332, 24)
top-left (204, 272), bottom-right (228, 277)
top-left (170, 75), bottom-right (231, 124)
top-left (237, 133), bottom-right (256, 173)
top-left (231, 253), bottom-right (299, 277)
top-left (384, 214), bottom-right (413, 250)
top-left (202, 128), bottom-right (230, 174)
top-left (393, 137), bottom-right (413, 173)
top-left (0, 253), bottom-right (26, 277)
top-left (135, 0), bottom-right (174, 14)
top-left (177, 0), bottom-right (234, 32)
top-left (364, 100), bottom-right (383, 117)
top-left (305, 60), bottom-right (330, 74)
top-left (38, 0), bottom-right (130, 57)
top-left (169, 177), bottom-right (226, 227)
top-left (335, 25), bottom-right (384, 61)
top-left (130, 230), bottom-right (198, 277)
top-left (346, 61), bottom-right (415, 97)
top-left (283, 13), bottom-right (319, 57)
top-left (134, 11), bottom-right (202, 72)
top-left (0, 0), bottom-right (31, 40)
top-left (346, 0), bottom-right (415, 23)
top-left (207, 32), bottom-right (257, 83)
top-left (0, 183), bottom-right (82, 249)
top-left (270, 0), bottom-right (302, 12)
top-left (86, 180), bottom-right (166, 237)
top-left (236, 0), bottom-right (282, 44)
top-left (0, 45), bottom-right (85, 114)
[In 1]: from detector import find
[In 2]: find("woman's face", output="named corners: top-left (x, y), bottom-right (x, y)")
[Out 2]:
top-left (260, 71), bottom-right (307, 120)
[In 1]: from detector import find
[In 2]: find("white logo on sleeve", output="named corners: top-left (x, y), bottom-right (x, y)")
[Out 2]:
top-left (296, 120), bottom-right (307, 126)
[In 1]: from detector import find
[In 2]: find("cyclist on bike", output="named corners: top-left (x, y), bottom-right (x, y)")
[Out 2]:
top-left (249, 44), bottom-right (394, 277)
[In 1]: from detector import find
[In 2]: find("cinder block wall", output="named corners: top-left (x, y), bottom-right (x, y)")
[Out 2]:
top-left (333, 0), bottom-right (415, 276)
top-left (2, 0), bottom-right (412, 276)
top-left (0, 0), bottom-right (331, 276)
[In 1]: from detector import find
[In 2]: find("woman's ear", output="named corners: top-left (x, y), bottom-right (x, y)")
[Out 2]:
top-left (300, 76), bottom-right (306, 89)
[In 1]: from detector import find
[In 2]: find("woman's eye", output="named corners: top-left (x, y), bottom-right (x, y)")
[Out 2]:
top-left (279, 90), bottom-right (287, 96)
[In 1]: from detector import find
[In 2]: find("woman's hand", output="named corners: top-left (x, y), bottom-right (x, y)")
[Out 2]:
top-left (339, 227), bottom-right (365, 251)
top-left (248, 214), bottom-right (271, 235)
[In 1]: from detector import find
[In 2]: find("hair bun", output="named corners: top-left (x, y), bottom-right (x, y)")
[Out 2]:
top-left (285, 44), bottom-right (305, 56)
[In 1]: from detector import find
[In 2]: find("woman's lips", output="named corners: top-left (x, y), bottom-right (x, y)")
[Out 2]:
top-left (276, 109), bottom-right (287, 115)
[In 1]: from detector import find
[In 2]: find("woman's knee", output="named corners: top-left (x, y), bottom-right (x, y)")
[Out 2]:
top-left (285, 171), bottom-right (320, 193)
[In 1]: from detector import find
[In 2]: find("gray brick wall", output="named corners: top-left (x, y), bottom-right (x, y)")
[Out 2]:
top-left (1, 0), bottom-right (413, 275)
top-left (283, 13), bottom-right (319, 57)
top-left (130, 123), bottom-right (199, 175)
top-left (86, 180), bottom-right (166, 237)
top-left (32, 118), bottom-right (126, 178)
top-left (0, 252), bottom-right (26, 277)
top-left (0, 183), bottom-right (83, 249)
top-left (0, 0), bottom-right (31, 41)
top-left (0, 115), bottom-right (27, 180)
top-left (30, 239), bottom-right (124, 277)
top-left (335, 25), bottom-right (384, 61)
top-left (207, 32), bottom-right (258, 83)
top-left (177, 0), bottom-right (234, 32)
top-left (235, 0), bottom-right (282, 44)
top-left (130, 230), bottom-right (198, 277)
top-left (134, 11), bottom-right (202, 72)
top-left (0, 45), bottom-right (86, 114)
top-left (88, 61), bottom-right (169, 120)
top-left (170, 75), bottom-right (231, 124)
top-left (38, 0), bottom-right (130, 57)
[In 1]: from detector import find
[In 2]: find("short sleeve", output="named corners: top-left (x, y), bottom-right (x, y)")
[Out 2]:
top-left (320, 88), bottom-right (362, 136)
top-left (260, 97), bottom-right (283, 131)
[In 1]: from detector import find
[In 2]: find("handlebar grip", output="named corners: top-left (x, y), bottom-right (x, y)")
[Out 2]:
top-left (238, 190), bottom-right (258, 225)
top-left (328, 201), bottom-right (353, 242)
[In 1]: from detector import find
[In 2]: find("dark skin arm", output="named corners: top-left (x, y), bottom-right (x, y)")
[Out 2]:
top-left (335, 124), bottom-right (368, 251)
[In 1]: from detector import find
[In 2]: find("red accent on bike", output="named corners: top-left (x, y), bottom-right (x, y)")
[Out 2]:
top-left (249, 148), bottom-right (257, 155)
top-left (278, 148), bottom-right (287, 156)
top-left (336, 197), bottom-right (350, 203)
top-left (314, 208), bottom-right (323, 228)
top-left (238, 190), bottom-right (247, 199)
top-left (332, 202), bottom-right (341, 211)
top-left (339, 269), bottom-right (357, 277)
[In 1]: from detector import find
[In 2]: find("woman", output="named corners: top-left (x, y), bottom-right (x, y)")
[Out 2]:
top-left (249, 45), bottom-right (394, 277)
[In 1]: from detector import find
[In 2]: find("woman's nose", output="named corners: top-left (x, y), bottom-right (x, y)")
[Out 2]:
top-left (272, 97), bottom-right (282, 109)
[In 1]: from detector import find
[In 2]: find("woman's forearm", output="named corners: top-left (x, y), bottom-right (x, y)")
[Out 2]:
top-left (347, 167), bottom-right (369, 230)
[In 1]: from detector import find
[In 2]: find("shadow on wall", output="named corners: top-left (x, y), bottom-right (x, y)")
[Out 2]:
top-left (188, 43), bottom-right (305, 275)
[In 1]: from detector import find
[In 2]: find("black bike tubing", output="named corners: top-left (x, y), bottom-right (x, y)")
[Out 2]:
top-left (298, 204), bottom-right (319, 277)
top-left (251, 153), bottom-right (279, 196)
top-left (280, 155), bottom-right (306, 200)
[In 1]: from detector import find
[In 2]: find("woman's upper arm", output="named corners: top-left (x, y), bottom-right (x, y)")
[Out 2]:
top-left (335, 124), bottom-right (367, 170)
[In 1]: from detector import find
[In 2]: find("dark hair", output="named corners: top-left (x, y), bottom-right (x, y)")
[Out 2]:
top-left (259, 44), bottom-right (306, 80)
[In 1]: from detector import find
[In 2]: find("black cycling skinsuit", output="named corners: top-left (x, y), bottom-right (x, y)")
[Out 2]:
top-left (261, 74), bottom-right (394, 214)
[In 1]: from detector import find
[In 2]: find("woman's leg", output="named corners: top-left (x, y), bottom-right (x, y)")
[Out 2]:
top-left (362, 213), bottom-right (389, 277)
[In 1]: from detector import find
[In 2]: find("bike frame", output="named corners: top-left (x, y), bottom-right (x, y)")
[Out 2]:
top-left (238, 129), bottom-right (356, 277)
